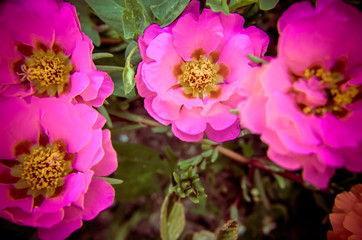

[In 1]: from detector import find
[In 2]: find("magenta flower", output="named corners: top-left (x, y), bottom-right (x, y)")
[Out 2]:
top-left (136, 0), bottom-right (269, 142)
top-left (238, 0), bottom-right (362, 188)
top-left (0, 0), bottom-right (113, 107)
top-left (0, 97), bottom-right (117, 240)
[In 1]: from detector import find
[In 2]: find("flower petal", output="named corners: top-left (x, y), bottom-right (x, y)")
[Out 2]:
top-left (172, 11), bottom-right (223, 60)
top-left (38, 206), bottom-right (83, 240)
top-left (91, 130), bottom-right (118, 176)
top-left (81, 178), bottom-right (114, 221)
top-left (174, 107), bottom-right (206, 135)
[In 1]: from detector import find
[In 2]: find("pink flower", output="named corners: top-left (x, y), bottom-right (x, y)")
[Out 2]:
top-left (328, 184), bottom-right (362, 240)
top-left (0, 0), bottom-right (113, 107)
top-left (238, 0), bottom-right (362, 188)
top-left (0, 97), bottom-right (117, 240)
top-left (136, 0), bottom-right (269, 142)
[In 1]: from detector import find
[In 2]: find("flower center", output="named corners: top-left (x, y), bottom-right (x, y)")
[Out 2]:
top-left (16, 144), bottom-right (72, 197)
top-left (178, 55), bottom-right (223, 99)
top-left (18, 48), bottom-right (73, 97)
top-left (294, 66), bottom-right (360, 118)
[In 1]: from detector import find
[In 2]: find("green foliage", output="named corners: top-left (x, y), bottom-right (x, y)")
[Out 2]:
top-left (122, 0), bottom-right (150, 39)
top-left (112, 143), bottom-right (174, 200)
top-left (258, 0), bottom-right (279, 10)
top-left (95, 176), bottom-right (123, 185)
top-left (111, 72), bottom-right (137, 98)
top-left (123, 46), bottom-right (138, 95)
top-left (160, 194), bottom-right (186, 240)
top-left (150, 0), bottom-right (190, 27)
top-left (97, 105), bottom-right (113, 128)
top-left (172, 167), bottom-right (207, 204)
top-left (216, 220), bottom-right (239, 240)
top-left (70, 0), bottom-right (101, 46)
top-left (228, 0), bottom-right (258, 12)
top-left (92, 52), bottom-right (114, 60)
top-left (246, 54), bottom-right (268, 65)
top-left (206, 0), bottom-right (229, 15)
top-left (85, 0), bottom-right (125, 34)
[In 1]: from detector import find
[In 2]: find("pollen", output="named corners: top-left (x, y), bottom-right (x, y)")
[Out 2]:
top-left (13, 144), bottom-right (72, 197)
top-left (18, 48), bottom-right (73, 97)
top-left (298, 66), bottom-right (360, 118)
top-left (177, 55), bottom-right (223, 99)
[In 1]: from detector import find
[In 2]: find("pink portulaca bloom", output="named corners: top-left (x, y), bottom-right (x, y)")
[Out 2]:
top-left (238, 0), bottom-right (362, 188)
top-left (0, 97), bottom-right (117, 240)
top-left (0, 0), bottom-right (113, 107)
top-left (136, 0), bottom-right (269, 142)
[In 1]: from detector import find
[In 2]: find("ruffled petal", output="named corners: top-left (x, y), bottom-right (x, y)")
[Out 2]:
top-left (38, 206), bottom-right (83, 240)
top-left (174, 107), bottom-right (206, 135)
top-left (152, 95), bottom-right (180, 121)
top-left (91, 130), bottom-right (118, 176)
top-left (81, 178), bottom-right (114, 221)
top-left (171, 124), bottom-right (204, 142)
top-left (205, 121), bottom-right (240, 143)
top-left (205, 102), bottom-right (237, 131)
top-left (172, 11), bottom-right (223, 60)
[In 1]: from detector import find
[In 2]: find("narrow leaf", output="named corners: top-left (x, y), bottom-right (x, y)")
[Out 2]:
top-left (96, 65), bottom-right (124, 73)
top-left (92, 52), bottom-right (114, 60)
top-left (246, 54), bottom-right (268, 64)
top-left (95, 176), bottom-right (123, 185)
top-left (97, 106), bottom-right (113, 128)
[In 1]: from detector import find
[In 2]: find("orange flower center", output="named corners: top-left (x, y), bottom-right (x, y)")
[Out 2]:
top-left (177, 55), bottom-right (223, 99)
top-left (18, 48), bottom-right (73, 97)
top-left (293, 65), bottom-right (360, 118)
top-left (11, 143), bottom-right (72, 197)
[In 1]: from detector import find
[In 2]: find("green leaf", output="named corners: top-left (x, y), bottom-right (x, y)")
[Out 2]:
top-left (246, 54), bottom-right (268, 64)
top-left (92, 52), bottom-right (114, 60)
top-left (97, 105), bottom-right (113, 128)
top-left (70, 0), bottom-right (101, 46)
top-left (85, 0), bottom-right (125, 33)
top-left (216, 220), bottom-right (239, 240)
top-left (201, 149), bottom-right (213, 158)
top-left (206, 0), bottom-right (229, 15)
top-left (96, 65), bottom-right (124, 73)
top-left (229, 109), bottom-right (239, 114)
top-left (95, 176), bottom-right (123, 185)
top-left (150, 0), bottom-right (189, 27)
top-left (210, 149), bottom-right (219, 163)
top-left (192, 230), bottom-right (215, 240)
top-left (122, 0), bottom-right (149, 39)
top-left (123, 46), bottom-right (138, 95)
top-left (178, 155), bottom-right (203, 170)
top-left (228, 0), bottom-right (258, 12)
top-left (111, 72), bottom-right (137, 98)
top-left (125, 40), bottom-right (142, 66)
top-left (152, 126), bottom-right (171, 133)
top-left (240, 140), bottom-right (254, 158)
top-left (259, 0), bottom-right (279, 10)
top-left (160, 194), bottom-right (186, 240)
top-left (112, 143), bottom-right (167, 200)
top-left (273, 174), bottom-right (286, 189)
top-left (241, 175), bottom-right (251, 202)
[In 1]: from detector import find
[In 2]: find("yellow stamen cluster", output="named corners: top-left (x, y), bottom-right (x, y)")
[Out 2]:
top-left (12, 144), bottom-right (72, 197)
top-left (178, 55), bottom-right (223, 99)
top-left (18, 49), bottom-right (73, 97)
top-left (300, 67), bottom-right (359, 117)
